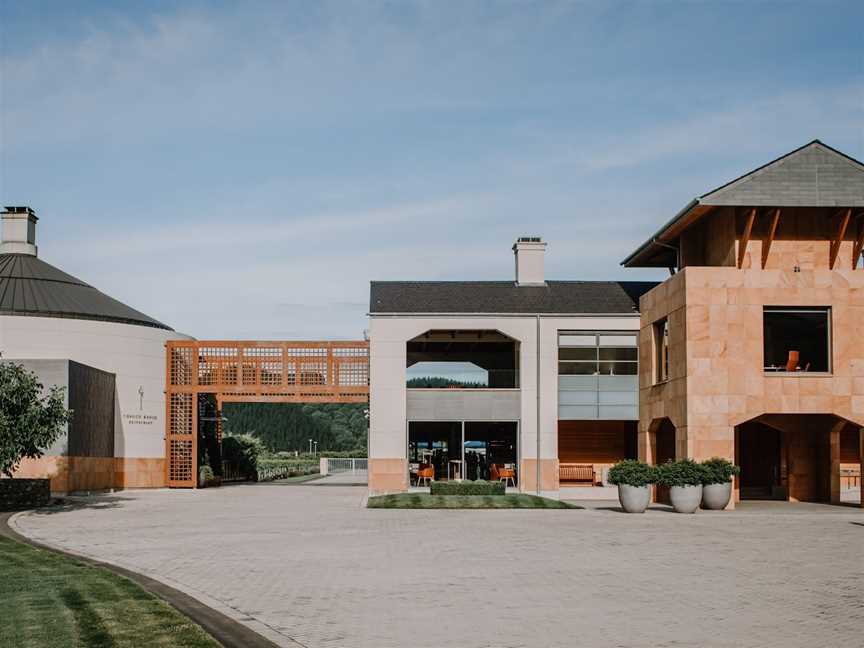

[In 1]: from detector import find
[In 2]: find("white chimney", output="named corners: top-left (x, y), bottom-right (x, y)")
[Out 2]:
top-left (513, 236), bottom-right (546, 286)
top-left (1, 206), bottom-right (38, 256)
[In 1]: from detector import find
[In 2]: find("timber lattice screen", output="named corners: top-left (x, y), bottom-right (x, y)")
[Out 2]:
top-left (165, 340), bottom-right (369, 488)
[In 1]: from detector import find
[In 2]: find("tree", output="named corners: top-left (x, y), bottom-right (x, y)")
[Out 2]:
top-left (0, 360), bottom-right (72, 477)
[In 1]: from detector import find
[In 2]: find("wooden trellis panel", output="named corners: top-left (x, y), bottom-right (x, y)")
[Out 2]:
top-left (165, 340), bottom-right (369, 488)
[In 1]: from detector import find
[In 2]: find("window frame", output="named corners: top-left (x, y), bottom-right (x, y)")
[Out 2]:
top-left (762, 306), bottom-right (832, 375)
top-left (557, 331), bottom-right (638, 377)
top-left (653, 318), bottom-right (670, 384)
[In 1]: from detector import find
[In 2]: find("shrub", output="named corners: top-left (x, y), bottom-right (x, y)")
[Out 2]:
top-left (701, 457), bottom-right (741, 484)
top-left (0, 360), bottom-right (72, 477)
top-left (607, 460), bottom-right (658, 487)
top-left (430, 480), bottom-right (505, 496)
top-left (198, 464), bottom-right (214, 487)
top-left (221, 434), bottom-right (264, 479)
top-left (656, 459), bottom-right (711, 487)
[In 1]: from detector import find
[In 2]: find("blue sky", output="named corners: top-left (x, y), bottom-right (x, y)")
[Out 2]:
top-left (1, 1), bottom-right (862, 338)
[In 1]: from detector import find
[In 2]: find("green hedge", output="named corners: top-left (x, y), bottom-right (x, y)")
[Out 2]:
top-left (221, 434), bottom-right (264, 479)
top-left (607, 460), bottom-right (658, 487)
top-left (430, 480), bottom-right (505, 496)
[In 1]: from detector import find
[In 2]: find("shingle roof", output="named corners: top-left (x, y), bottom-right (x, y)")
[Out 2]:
top-left (0, 253), bottom-right (173, 330)
top-left (369, 280), bottom-right (658, 314)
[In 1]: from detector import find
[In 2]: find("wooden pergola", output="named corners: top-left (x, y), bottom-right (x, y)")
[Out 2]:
top-left (165, 340), bottom-right (369, 487)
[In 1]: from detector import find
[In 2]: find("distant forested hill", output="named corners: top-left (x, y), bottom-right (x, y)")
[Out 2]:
top-left (222, 403), bottom-right (367, 453)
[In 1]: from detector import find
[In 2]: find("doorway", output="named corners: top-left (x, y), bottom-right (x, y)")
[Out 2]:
top-left (737, 421), bottom-right (783, 500)
top-left (651, 418), bottom-right (676, 504)
top-left (408, 420), bottom-right (518, 486)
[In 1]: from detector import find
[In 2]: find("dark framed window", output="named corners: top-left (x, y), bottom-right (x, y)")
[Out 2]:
top-left (558, 333), bottom-right (637, 376)
top-left (763, 307), bottom-right (830, 373)
top-left (654, 319), bottom-right (669, 383)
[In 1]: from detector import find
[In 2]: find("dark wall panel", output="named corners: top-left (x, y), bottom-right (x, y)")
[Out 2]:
top-left (68, 361), bottom-right (115, 457)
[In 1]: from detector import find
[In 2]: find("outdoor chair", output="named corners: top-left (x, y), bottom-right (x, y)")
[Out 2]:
top-left (416, 464), bottom-right (434, 487)
top-left (491, 464), bottom-right (516, 487)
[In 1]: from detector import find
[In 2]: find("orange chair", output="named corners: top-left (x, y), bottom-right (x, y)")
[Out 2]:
top-left (491, 463), bottom-right (516, 487)
top-left (785, 350), bottom-right (800, 372)
top-left (416, 464), bottom-right (434, 487)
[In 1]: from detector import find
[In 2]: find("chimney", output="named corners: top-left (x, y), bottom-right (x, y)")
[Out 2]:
top-left (1, 206), bottom-right (38, 256)
top-left (513, 236), bottom-right (546, 286)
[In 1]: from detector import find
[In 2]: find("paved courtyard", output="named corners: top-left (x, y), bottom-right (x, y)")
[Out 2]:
top-left (12, 484), bottom-right (864, 648)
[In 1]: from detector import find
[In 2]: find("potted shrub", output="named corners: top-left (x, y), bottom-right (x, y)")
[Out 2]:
top-left (700, 457), bottom-right (740, 510)
top-left (657, 459), bottom-right (709, 513)
top-left (607, 460), bottom-right (658, 513)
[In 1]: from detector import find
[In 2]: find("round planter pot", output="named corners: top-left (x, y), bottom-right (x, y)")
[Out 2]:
top-left (702, 482), bottom-right (732, 510)
top-left (669, 484), bottom-right (703, 513)
top-left (618, 484), bottom-right (651, 513)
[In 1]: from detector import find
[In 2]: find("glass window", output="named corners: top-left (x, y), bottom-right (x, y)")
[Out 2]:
top-left (763, 307), bottom-right (830, 373)
top-left (558, 362), bottom-right (598, 375)
top-left (559, 347), bottom-right (598, 361)
top-left (598, 361), bottom-right (637, 376)
top-left (598, 334), bottom-right (637, 347)
top-left (654, 319), bottom-right (669, 383)
top-left (559, 331), bottom-right (638, 377)
top-left (599, 347), bottom-right (638, 361)
top-left (558, 334), bottom-right (596, 347)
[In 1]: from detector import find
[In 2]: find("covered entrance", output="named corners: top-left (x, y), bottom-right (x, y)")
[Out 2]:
top-left (735, 414), bottom-right (862, 504)
top-left (165, 340), bottom-right (369, 488)
top-left (408, 421), bottom-right (518, 486)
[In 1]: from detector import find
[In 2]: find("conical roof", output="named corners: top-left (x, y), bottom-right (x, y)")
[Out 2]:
top-left (0, 253), bottom-right (172, 330)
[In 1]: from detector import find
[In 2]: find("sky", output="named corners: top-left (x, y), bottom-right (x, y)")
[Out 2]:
top-left (1, 0), bottom-right (862, 339)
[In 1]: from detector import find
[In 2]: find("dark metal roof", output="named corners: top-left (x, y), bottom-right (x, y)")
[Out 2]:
top-left (369, 280), bottom-right (658, 314)
top-left (0, 253), bottom-right (173, 330)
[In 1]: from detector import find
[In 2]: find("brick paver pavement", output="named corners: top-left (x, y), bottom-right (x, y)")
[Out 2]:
top-left (12, 485), bottom-right (864, 648)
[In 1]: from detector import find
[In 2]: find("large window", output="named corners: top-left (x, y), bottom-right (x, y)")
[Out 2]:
top-left (763, 307), bottom-right (830, 373)
top-left (558, 333), bottom-right (637, 376)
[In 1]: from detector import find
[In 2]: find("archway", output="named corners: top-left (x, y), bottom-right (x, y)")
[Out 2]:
top-left (166, 341), bottom-right (369, 488)
top-left (734, 413), bottom-right (861, 505)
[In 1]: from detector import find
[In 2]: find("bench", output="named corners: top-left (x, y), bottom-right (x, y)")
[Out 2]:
top-left (559, 463), bottom-right (595, 485)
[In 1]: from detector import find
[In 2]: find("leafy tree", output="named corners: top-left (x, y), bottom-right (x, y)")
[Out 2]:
top-left (222, 402), bottom-right (367, 454)
top-left (0, 360), bottom-right (72, 477)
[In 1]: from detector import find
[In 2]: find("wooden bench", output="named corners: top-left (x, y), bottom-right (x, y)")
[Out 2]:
top-left (559, 463), bottom-right (595, 485)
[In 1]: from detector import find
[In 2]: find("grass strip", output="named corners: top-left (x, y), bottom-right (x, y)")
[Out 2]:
top-left (0, 535), bottom-right (222, 648)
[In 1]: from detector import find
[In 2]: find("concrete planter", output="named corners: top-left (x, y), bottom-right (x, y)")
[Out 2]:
top-left (702, 482), bottom-right (732, 510)
top-left (669, 484), bottom-right (702, 513)
top-left (617, 484), bottom-right (651, 513)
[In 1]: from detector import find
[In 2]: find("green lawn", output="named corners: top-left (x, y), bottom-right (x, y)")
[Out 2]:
top-left (367, 493), bottom-right (578, 509)
top-left (0, 536), bottom-right (221, 648)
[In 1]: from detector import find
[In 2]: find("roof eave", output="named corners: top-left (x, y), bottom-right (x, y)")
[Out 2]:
top-left (620, 197), bottom-right (700, 267)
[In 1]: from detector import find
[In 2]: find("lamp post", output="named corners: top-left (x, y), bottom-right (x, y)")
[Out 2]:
top-left (308, 439), bottom-right (313, 455)
top-left (314, 441), bottom-right (318, 456)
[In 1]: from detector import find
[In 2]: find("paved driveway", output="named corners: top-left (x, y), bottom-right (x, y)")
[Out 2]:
top-left (12, 485), bottom-right (864, 648)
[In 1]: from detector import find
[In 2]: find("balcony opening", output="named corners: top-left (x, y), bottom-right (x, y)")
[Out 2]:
top-left (763, 307), bottom-right (830, 373)
top-left (406, 330), bottom-right (519, 388)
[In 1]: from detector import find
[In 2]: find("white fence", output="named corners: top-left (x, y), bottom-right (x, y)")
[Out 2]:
top-left (320, 457), bottom-right (368, 476)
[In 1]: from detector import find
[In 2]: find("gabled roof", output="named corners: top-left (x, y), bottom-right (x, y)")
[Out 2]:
top-left (0, 253), bottom-right (173, 330)
top-left (622, 140), bottom-right (864, 267)
top-left (369, 280), bottom-right (658, 315)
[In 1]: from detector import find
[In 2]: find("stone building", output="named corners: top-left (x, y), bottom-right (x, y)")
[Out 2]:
top-left (622, 140), bottom-right (864, 506)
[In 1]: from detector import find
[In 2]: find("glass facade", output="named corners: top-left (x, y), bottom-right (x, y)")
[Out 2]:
top-left (558, 332), bottom-right (638, 420)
